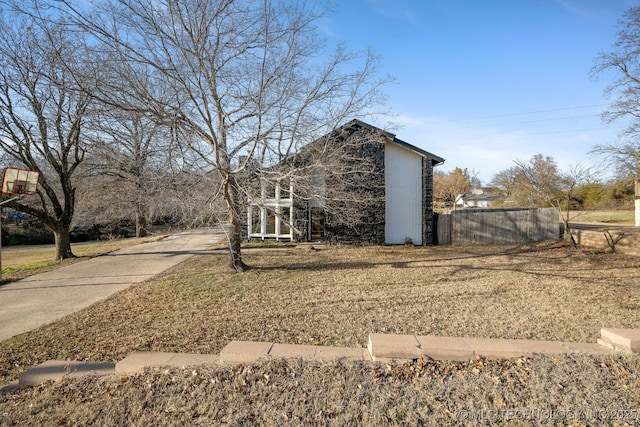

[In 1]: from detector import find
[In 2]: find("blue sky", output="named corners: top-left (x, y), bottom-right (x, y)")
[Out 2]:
top-left (326, 0), bottom-right (638, 184)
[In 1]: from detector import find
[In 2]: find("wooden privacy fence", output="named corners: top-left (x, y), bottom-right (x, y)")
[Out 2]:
top-left (435, 208), bottom-right (559, 245)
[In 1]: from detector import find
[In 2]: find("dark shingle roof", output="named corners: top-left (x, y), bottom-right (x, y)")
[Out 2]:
top-left (346, 119), bottom-right (445, 166)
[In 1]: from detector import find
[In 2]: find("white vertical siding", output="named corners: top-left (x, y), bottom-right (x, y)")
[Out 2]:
top-left (385, 142), bottom-right (423, 245)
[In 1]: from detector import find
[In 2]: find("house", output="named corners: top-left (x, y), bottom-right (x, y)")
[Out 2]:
top-left (246, 119), bottom-right (445, 245)
top-left (456, 189), bottom-right (507, 208)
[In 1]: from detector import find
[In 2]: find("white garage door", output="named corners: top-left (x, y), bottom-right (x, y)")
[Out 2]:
top-left (384, 142), bottom-right (422, 245)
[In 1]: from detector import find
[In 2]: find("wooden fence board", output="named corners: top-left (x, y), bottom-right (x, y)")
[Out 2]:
top-left (435, 212), bottom-right (451, 245)
top-left (436, 208), bottom-right (559, 245)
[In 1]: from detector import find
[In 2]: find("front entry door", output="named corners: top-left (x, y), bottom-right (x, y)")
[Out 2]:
top-left (309, 207), bottom-right (325, 241)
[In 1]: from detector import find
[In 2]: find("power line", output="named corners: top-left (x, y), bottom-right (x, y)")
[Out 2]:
top-left (520, 126), bottom-right (625, 137)
top-left (455, 113), bottom-right (603, 130)
top-left (425, 104), bottom-right (608, 125)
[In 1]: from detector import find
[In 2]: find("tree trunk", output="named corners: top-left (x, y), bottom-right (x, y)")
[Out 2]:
top-left (135, 203), bottom-right (148, 238)
top-left (223, 174), bottom-right (248, 272)
top-left (562, 217), bottom-right (582, 253)
top-left (228, 214), bottom-right (248, 272)
top-left (53, 227), bottom-right (75, 260)
top-left (562, 194), bottom-right (582, 253)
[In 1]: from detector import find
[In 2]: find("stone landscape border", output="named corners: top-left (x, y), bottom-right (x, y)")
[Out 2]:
top-left (2, 328), bottom-right (637, 393)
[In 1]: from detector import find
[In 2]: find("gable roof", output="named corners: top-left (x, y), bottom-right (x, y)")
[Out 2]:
top-left (260, 118), bottom-right (445, 173)
top-left (346, 119), bottom-right (445, 166)
top-left (459, 193), bottom-right (507, 202)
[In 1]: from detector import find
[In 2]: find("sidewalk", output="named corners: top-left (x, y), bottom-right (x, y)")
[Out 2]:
top-left (0, 228), bottom-right (224, 342)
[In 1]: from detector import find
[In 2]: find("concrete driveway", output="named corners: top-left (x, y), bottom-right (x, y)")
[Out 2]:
top-left (0, 228), bottom-right (225, 342)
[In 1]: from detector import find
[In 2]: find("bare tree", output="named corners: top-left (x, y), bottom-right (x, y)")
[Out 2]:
top-left (433, 167), bottom-right (474, 208)
top-left (75, 152), bottom-right (220, 237)
top-left (513, 154), bottom-right (591, 251)
top-left (591, 6), bottom-right (640, 175)
top-left (491, 166), bottom-right (541, 208)
top-left (83, 111), bottom-right (170, 237)
top-left (591, 140), bottom-right (640, 179)
top-left (48, 0), bottom-right (389, 271)
top-left (254, 121), bottom-right (388, 243)
top-left (0, 12), bottom-right (94, 259)
top-left (489, 167), bottom-right (519, 195)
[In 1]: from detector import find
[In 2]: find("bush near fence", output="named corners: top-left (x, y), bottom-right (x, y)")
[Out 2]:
top-left (436, 208), bottom-right (559, 245)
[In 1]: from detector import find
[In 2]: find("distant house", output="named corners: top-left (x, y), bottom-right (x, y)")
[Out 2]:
top-left (456, 189), bottom-right (507, 208)
top-left (246, 119), bottom-right (445, 245)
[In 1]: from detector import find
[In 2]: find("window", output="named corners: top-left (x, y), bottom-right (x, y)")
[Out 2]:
top-left (280, 207), bottom-right (291, 234)
top-left (266, 211), bottom-right (276, 234)
top-left (279, 182), bottom-right (290, 199)
top-left (263, 181), bottom-right (276, 200)
top-left (249, 178), bottom-right (294, 240)
top-left (310, 207), bottom-right (325, 240)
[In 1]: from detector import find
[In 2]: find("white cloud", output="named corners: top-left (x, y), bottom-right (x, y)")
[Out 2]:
top-left (365, 0), bottom-right (422, 26)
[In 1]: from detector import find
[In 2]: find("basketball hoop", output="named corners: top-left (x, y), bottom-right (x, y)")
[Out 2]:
top-left (1, 167), bottom-right (40, 282)
top-left (1, 167), bottom-right (39, 195)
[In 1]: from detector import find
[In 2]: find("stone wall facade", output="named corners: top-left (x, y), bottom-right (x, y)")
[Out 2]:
top-left (248, 120), bottom-right (441, 246)
top-left (421, 157), bottom-right (435, 245)
top-left (290, 125), bottom-right (386, 245)
top-left (323, 137), bottom-right (386, 245)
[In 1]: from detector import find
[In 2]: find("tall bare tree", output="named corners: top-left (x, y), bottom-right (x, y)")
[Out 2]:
top-left (49, 0), bottom-right (388, 271)
top-left (0, 11), bottom-right (94, 259)
top-left (591, 140), bottom-right (640, 180)
top-left (513, 154), bottom-right (591, 250)
top-left (85, 111), bottom-right (170, 237)
top-left (592, 6), bottom-right (640, 176)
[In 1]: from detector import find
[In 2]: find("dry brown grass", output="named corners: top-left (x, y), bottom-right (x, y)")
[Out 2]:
top-left (1, 241), bottom-right (640, 425)
top-left (569, 210), bottom-right (635, 225)
top-left (3, 355), bottom-right (640, 426)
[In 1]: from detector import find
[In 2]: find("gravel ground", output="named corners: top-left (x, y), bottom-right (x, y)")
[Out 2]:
top-left (1, 241), bottom-right (640, 425)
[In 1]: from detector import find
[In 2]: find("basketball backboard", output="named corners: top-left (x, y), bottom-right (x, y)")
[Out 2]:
top-left (1, 167), bottom-right (39, 195)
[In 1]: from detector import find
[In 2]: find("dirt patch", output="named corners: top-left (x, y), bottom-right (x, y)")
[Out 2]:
top-left (1, 241), bottom-right (640, 424)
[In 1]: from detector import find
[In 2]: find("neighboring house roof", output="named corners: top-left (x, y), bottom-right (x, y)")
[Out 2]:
top-left (347, 119), bottom-right (445, 166)
top-left (459, 193), bottom-right (507, 202)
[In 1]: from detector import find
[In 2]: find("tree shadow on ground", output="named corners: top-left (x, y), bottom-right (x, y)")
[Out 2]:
top-left (232, 241), bottom-right (640, 285)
